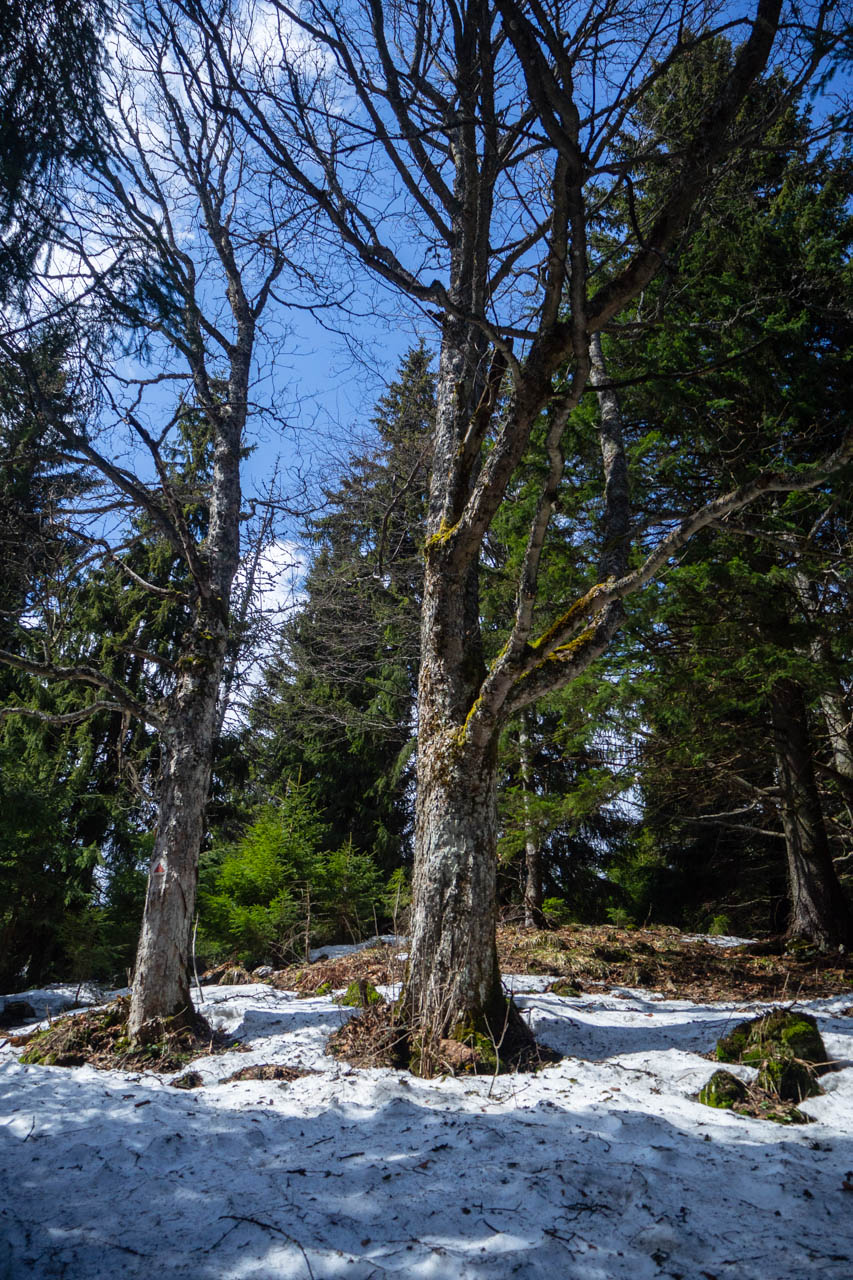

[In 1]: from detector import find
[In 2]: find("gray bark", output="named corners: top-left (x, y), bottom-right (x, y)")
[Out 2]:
top-left (127, 372), bottom-right (247, 1040)
top-left (769, 677), bottom-right (853, 950)
top-left (409, 728), bottom-right (504, 1041)
top-left (127, 608), bottom-right (231, 1038)
top-left (519, 714), bottom-right (545, 929)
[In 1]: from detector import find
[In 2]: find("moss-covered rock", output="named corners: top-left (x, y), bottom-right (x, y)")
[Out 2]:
top-left (698, 1070), bottom-right (749, 1109)
top-left (218, 966), bottom-right (253, 985)
top-left (715, 1022), bottom-right (752, 1063)
top-left (757, 1058), bottom-right (821, 1102)
top-left (714, 1009), bottom-right (829, 1102)
top-left (549, 979), bottom-right (582, 997)
top-left (339, 979), bottom-right (383, 1008)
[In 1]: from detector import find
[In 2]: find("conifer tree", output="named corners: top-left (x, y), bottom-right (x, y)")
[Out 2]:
top-left (252, 345), bottom-right (434, 868)
top-left (604, 70), bottom-right (853, 945)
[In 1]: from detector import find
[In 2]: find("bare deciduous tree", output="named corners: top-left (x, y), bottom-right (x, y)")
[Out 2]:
top-left (0, 0), bottom-right (320, 1039)
top-left (182, 0), bottom-right (848, 1056)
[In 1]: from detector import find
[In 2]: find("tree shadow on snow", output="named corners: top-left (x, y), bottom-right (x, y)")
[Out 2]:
top-left (1, 1052), bottom-right (853, 1280)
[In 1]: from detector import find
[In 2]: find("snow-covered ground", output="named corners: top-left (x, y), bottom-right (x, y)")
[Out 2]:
top-left (2, 956), bottom-right (853, 1279)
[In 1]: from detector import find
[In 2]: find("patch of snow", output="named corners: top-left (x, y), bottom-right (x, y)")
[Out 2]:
top-left (1, 975), bottom-right (852, 1278)
top-left (683, 934), bottom-right (757, 948)
top-left (308, 934), bottom-right (401, 962)
top-left (1, 984), bottom-right (127, 1028)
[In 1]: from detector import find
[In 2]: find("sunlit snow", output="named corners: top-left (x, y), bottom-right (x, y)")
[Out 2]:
top-left (2, 941), bottom-right (852, 1278)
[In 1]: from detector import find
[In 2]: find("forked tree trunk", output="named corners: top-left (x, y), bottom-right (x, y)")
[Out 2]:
top-left (128, 617), bottom-right (229, 1041)
top-left (769, 676), bottom-right (853, 950)
top-left (404, 311), bottom-right (532, 1055)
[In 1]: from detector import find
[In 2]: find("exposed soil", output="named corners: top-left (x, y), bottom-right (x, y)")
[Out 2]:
top-left (14, 997), bottom-right (238, 1073)
top-left (260, 925), bottom-right (853, 1005)
top-left (10, 926), bottom-right (852, 1078)
top-left (270, 945), bottom-right (406, 996)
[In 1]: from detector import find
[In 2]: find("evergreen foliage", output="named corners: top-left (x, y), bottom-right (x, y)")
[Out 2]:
top-left (0, 0), bottom-right (106, 298)
top-left (598, 56), bottom-right (853, 933)
top-left (250, 344), bottom-right (434, 870)
top-left (198, 781), bottom-right (385, 968)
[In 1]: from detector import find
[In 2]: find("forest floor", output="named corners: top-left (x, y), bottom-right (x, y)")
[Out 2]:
top-left (2, 926), bottom-right (853, 1279)
top-left (267, 922), bottom-right (853, 1004)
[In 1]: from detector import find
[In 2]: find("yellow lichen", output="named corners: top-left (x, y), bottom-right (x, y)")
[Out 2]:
top-left (548, 626), bottom-right (596, 659)
top-left (448, 696), bottom-right (485, 750)
top-left (528, 583), bottom-right (609, 652)
top-left (424, 517), bottom-right (459, 552)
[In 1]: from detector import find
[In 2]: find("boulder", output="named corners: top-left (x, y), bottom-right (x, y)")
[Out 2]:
top-left (715, 1009), bottom-right (829, 1102)
top-left (698, 1070), bottom-right (749, 1109)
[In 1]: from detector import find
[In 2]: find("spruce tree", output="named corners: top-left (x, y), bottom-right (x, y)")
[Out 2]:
top-left (251, 345), bottom-right (434, 870)
top-left (605, 68), bottom-right (853, 945)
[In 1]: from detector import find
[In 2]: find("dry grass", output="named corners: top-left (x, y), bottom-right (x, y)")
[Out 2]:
top-left (270, 941), bottom-right (406, 995)
top-left (496, 924), bottom-right (853, 1002)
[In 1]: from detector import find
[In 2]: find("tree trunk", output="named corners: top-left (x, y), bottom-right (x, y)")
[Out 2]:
top-left (769, 676), bottom-right (853, 950)
top-left (408, 726), bottom-right (506, 1042)
top-left (519, 714), bottom-right (545, 928)
top-left (127, 615), bottom-right (228, 1041)
top-left (403, 307), bottom-right (531, 1061)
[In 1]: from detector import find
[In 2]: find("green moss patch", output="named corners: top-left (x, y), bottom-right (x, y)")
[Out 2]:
top-left (697, 1067), bottom-right (814, 1125)
top-left (715, 1009), bottom-right (830, 1101)
top-left (699, 1008), bottom-right (834, 1123)
top-left (549, 979), bottom-right (583, 997)
top-left (412, 998), bottom-right (560, 1078)
top-left (698, 1069), bottom-right (749, 1109)
top-left (338, 979), bottom-right (384, 1007)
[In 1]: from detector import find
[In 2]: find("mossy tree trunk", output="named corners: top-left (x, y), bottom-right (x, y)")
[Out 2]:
top-left (769, 676), bottom-right (853, 950)
top-left (405, 314), bottom-right (513, 1045)
top-left (409, 723), bottom-right (506, 1042)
